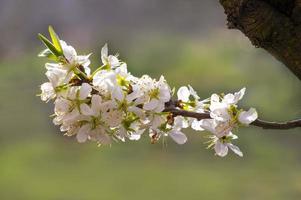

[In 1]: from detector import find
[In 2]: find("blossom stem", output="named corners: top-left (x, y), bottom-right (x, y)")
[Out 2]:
top-left (164, 102), bottom-right (301, 130)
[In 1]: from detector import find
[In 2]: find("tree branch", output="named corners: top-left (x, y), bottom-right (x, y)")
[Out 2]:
top-left (219, 0), bottom-right (301, 80)
top-left (164, 102), bottom-right (301, 130)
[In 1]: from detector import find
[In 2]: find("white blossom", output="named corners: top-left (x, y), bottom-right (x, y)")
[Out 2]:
top-left (238, 108), bottom-right (258, 125)
top-left (210, 133), bottom-right (243, 157)
top-left (101, 44), bottom-right (120, 68)
top-left (139, 76), bottom-right (171, 112)
top-left (40, 82), bottom-right (56, 102)
top-left (149, 116), bottom-right (188, 144)
top-left (168, 116), bottom-right (188, 144)
top-left (60, 40), bottom-right (91, 74)
top-left (38, 29), bottom-right (259, 158)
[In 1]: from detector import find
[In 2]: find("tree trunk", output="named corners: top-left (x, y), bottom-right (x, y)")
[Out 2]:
top-left (219, 0), bottom-right (301, 80)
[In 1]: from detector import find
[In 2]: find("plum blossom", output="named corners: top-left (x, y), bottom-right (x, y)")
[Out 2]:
top-left (38, 27), bottom-right (259, 158)
top-left (209, 133), bottom-right (243, 157)
top-left (40, 63), bottom-right (72, 101)
top-left (177, 85), bottom-right (207, 131)
top-left (139, 75), bottom-right (171, 112)
top-left (149, 116), bottom-right (188, 144)
top-left (60, 40), bottom-right (91, 74)
top-left (101, 44), bottom-right (120, 69)
top-left (196, 89), bottom-right (258, 157)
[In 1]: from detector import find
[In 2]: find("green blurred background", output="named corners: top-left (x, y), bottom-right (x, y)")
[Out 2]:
top-left (1, 0), bottom-right (301, 199)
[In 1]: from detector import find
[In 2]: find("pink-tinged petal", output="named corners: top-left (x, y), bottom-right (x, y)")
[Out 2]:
top-left (67, 86), bottom-right (78, 100)
top-left (199, 119), bottom-right (216, 133)
top-left (54, 98), bottom-right (70, 114)
top-left (173, 116), bottom-right (188, 129)
top-left (112, 86), bottom-right (124, 101)
top-left (79, 83), bottom-right (92, 100)
top-left (128, 106), bottom-right (145, 119)
top-left (154, 102), bottom-right (165, 112)
top-left (143, 99), bottom-right (159, 110)
top-left (169, 131), bottom-right (187, 145)
top-left (80, 103), bottom-right (93, 116)
top-left (238, 108), bottom-right (258, 125)
top-left (150, 115), bottom-right (165, 129)
top-left (210, 104), bottom-right (231, 122)
top-left (159, 89), bottom-right (171, 102)
top-left (91, 94), bottom-right (102, 108)
top-left (227, 143), bottom-right (243, 157)
top-left (214, 140), bottom-right (228, 157)
top-left (76, 124), bottom-right (90, 143)
top-left (63, 109), bottom-right (80, 123)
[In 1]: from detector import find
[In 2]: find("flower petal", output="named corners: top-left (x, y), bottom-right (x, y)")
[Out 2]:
top-left (76, 124), bottom-right (90, 143)
top-left (177, 86), bottom-right (190, 102)
top-left (101, 43), bottom-right (108, 64)
top-left (79, 83), bottom-right (92, 100)
top-left (80, 103), bottom-right (93, 116)
top-left (143, 99), bottom-right (159, 111)
top-left (235, 87), bottom-right (246, 102)
top-left (169, 131), bottom-right (187, 144)
top-left (227, 143), bottom-right (243, 157)
top-left (191, 119), bottom-right (204, 131)
top-left (108, 55), bottom-right (120, 67)
top-left (188, 85), bottom-right (200, 100)
top-left (98, 133), bottom-right (112, 145)
top-left (40, 82), bottom-right (55, 101)
top-left (214, 140), bottom-right (228, 157)
top-left (112, 86), bottom-right (124, 101)
top-left (199, 119), bottom-right (216, 133)
top-left (238, 108), bottom-right (258, 125)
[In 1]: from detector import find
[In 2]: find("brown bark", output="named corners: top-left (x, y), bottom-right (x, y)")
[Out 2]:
top-left (219, 0), bottom-right (301, 80)
top-left (164, 101), bottom-right (301, 130)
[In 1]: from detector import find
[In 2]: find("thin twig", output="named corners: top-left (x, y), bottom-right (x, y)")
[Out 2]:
top-left (77, 71), bottom-right (301, 130)
top-left (164, 104), bottom-right (301, 130)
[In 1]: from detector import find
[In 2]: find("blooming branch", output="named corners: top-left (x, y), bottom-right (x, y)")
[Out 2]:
top-left (37, 26), bottom-right (301, 158)
top-left (164, 103), bottom-right (301, 130)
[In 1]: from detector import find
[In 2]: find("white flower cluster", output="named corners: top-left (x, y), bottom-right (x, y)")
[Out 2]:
top-left (39, 27), bottom-right (258, 157)
top-left (177, 87), bottom-right (257, 157)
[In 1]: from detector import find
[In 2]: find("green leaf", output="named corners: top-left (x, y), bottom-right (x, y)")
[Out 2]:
top-left (48, 26), bottom-right (63, 54)
top-left (38, 33), bottom-right (63, 57)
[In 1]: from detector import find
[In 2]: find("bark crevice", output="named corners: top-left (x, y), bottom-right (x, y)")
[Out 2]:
top-left (220, 0), bottom-right (301, 80)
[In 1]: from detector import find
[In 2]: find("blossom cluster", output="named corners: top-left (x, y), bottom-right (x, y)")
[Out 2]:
top-left (38, 27), bottom-right (258, 157)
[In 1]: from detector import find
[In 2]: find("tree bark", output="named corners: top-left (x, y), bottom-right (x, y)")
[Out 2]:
top-left (219, 0), bottom-right (301, 80)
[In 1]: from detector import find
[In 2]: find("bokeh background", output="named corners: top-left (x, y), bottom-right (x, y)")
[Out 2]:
top-left (1, 0), bottom-right (301, 199)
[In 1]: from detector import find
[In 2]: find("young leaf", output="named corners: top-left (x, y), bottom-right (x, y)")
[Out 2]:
top-left (38, 33), bottom-right (62, 57)
top-left (48, 26), bottom-right (63, 54)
